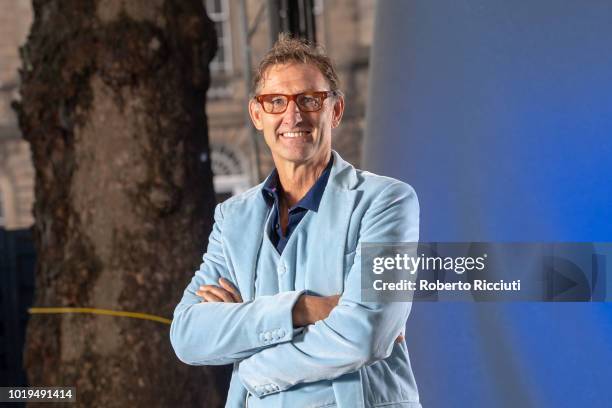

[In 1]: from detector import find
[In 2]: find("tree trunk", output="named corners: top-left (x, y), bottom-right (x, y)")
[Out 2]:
top-left (14, 0), bottom-right (226, 406)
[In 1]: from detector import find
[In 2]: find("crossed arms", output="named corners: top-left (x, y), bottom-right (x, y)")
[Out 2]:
top-left (197, 279), bottom-right (343, 330)
top-left (170, 182), bottom-right (419, 397)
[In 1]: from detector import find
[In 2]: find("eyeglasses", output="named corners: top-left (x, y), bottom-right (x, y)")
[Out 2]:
top-left (253, 91), bottom-right (338, 114)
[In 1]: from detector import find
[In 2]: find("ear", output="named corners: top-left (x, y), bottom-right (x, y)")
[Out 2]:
top-left (331, 93), bottom-right (345, 128)
top-left (249, 99), bottom-right (264, 131)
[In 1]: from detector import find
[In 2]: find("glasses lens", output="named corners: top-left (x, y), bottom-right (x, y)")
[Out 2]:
top-left (297, 93), bottom-right (323, 112)
top-left (261, 95), bottom-right (288, 113)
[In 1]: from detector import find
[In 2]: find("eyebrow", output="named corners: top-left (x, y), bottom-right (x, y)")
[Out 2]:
top-left (259, 89), bottom-right (320, 95)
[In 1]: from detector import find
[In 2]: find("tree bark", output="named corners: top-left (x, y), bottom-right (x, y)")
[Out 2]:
top-left (14, 0), bottom-right (226, 406)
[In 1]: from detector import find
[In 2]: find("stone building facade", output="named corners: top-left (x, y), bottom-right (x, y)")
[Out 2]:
top-left (0, 0), bottom-right (34, 230)
top-left (0, 0), bottom-right (374, 228)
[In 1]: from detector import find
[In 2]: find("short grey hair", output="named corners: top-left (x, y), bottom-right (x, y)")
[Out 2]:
top-left (251, 33), bottom-right (341, 95)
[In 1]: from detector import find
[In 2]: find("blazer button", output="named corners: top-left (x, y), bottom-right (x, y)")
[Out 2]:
top-left (277, 264), bottom-right (286, 274)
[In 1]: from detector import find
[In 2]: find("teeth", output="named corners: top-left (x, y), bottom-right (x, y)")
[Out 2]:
top-left (282, 131), bottom-right (310, 138)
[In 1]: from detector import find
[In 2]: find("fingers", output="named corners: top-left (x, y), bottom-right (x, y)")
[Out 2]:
top-left (325, 294), bottom-right (341, 308)
top-left (316, 295), bottom-right (340, 321)
top-left (197, 285), bottom-right (235, 303)
top-left (219, 278), bottom-right (243, 303)
top-left (196, 289), bottom-right (223, 302)
top-left (395, 333), bottom-right (405, 344)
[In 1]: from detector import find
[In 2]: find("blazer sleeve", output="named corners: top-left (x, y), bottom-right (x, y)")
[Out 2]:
top-left (238, 181), bottom-right (419, 398)
top-left (170, 203), bottom-right (304, 366)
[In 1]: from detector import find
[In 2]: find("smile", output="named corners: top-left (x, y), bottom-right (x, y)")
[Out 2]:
top-left (279, 131), bottom-right (311, 138)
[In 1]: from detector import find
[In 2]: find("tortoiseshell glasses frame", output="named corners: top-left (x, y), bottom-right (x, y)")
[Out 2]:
top-left (253, 91), bottom-right (339, 114)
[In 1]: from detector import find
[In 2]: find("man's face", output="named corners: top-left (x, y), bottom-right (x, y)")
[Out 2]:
top-left (249, 63), bottom-right (344, 167)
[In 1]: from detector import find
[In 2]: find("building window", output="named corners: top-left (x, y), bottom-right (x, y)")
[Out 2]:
top-left (206, 0), bottom-right (233, 75)
top-left (210, 144), bottom-right (250, 203)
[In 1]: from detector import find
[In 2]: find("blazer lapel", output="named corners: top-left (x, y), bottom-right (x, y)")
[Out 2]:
top-left (307, 185), bottom-right (357, 294)
top-left (300, 151), bottom-right (360, 294)
top-left (223, 192), bottom-right (270, 301)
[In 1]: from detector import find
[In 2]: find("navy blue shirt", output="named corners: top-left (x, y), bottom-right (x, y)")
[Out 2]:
top-left (262, 156), bottom-right (334, 254)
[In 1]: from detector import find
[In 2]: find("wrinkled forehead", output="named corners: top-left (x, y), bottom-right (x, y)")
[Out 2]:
top-left (258, 62), bottom-right (330, 94)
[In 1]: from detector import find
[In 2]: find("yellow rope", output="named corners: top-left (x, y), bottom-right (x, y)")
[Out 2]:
top-left (29, 307), bottom-right (172, 325)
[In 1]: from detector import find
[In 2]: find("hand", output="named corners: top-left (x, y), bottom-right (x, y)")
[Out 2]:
top-left (292, 294), bottom-right (340, 327)
top-left (196, 278), bottom-right (243, 303)
top-left (292, 294), bottom-right (406, 344)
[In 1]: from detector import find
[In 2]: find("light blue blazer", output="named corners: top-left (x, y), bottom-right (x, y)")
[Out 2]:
top-left (170, 151), bottom-right (421, 407)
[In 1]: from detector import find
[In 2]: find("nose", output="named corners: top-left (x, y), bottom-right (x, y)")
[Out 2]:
top-left (282, 100), bottom-right (303, 127)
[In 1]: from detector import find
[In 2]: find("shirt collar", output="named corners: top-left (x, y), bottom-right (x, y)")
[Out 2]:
top-left (262, 155), bottom-right (334, 212)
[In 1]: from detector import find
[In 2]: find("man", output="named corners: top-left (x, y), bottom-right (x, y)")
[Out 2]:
top-left (170, 35), bottom-right (421, 408)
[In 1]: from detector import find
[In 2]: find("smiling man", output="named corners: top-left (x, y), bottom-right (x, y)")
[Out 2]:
top-left (170, 35), bottom-right (421, 408)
